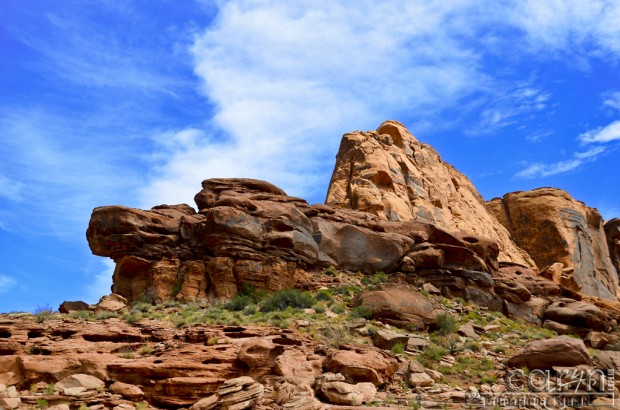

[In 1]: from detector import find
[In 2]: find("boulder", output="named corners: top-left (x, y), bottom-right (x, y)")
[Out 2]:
top-left (325, 344), bottom-right (398, 386)
top-left (275, 382), bottom-right (324, 410)
top-left (352, 284), bottom-right (437, 329)
top-left (58, 301), bottom-right (89, 314)
top-left (489, 188), bottom-right (619, 300)
top-left (506, 336), bottom-right (592, 370)
top-left (110, 381), bottom-right (144, 401)
top-left (315, 373), bottom-right (376, 406)
top-left (57, 373), bottom-right (105, 390)
top-left (94, 294), bottom-right (127, 313)
top-left (544, 299), bottom-right (608, 332)
top-left (273, 349), bottom-right (323, 386)
top-left (372, 329), bottom-right (409, 350)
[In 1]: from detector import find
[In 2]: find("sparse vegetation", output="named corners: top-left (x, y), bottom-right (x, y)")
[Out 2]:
top-left (435, 312), bottom-right (458, 335)
top-left (349, 305), bottom-right (372, 319)
top-left (260, 289), bottom-right (314, 312)
top-left (34, 304), bottom-right (54, 323)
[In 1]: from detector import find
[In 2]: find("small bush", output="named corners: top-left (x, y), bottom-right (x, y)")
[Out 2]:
top-left (419, 344), bottom-right (448, 366)
top-left (493, 345), bottom-right (506, 354)
top-left (69, 310), bottom-right (92, 321)
top-left (331, 303), bottom-right (346, 314)
top-left (481, 374), bottom-right (498, 384)
top-left (223, 295), bottom-right (253, 311)
top-left (260, 289), bottom-right (315, 312)
top-left (437, 334), bottom-right (463, 354)
top-left (312, 303), bottom-right (327, 314)
top-left (349, 305), bottom-right (373, 319)
top-left (206, 336), bottom-right (219, 345)
top-left (140, 345), bottom-right (154, 355)
top-left (34, 304), bottom-right (53, 323)
top-left (95, 311), bottom-right (119, 320)
top-left (45, 383), bottom-right (55, 395)
top-left (465, 340), bottom-right (482, 352)
top-left (436, 313), bottom-right (457, 335)
top-left (361, 271), bottom-right (389, 287)
top-left (36, 398), bottom-right (48, 409)
top-left (391, 342), bottom-right (405, 354)
top-left (315, 289), bottom-right (332, 302)
top-left (324, 266), bottom-right (337, 276)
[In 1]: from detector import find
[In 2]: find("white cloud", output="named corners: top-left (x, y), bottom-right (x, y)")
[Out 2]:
top-left (512, 0), bottom-right (620, 58)
top-left (580, 121), bottom-right (620, 143)
top-left (0, 174), bottom-right (23, 202)
top-left (0, 275), bottom-right (16, 294)
top-left (516, 146), bottom-right (607, 178)
top-left (603, 91), bottom-right (620, 112)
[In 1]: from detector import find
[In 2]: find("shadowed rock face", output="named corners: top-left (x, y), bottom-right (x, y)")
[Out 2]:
top-left (324, 120), bottom-right (535, 268)
top-left (87, 178), bottom-right (501, 305)
top-left (605, 219), bottom-right (620, 280)
top-left (488, 188), bottom-right (619, 300)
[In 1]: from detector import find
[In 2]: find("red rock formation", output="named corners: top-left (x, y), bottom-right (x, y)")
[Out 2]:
top-left (605, 218), bottom-right (620, 280)
top-left (489, 188), bottom-right (619, 300)
top-left (325, 120), bottom-right (534, 268)
top-left (88, 178), bottom-right (504, 307)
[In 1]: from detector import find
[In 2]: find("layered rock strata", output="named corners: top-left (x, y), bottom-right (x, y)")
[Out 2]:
top-left (489, 188), bottom-right (619, 300)
top-left (87, 179), bottom-right (505, 310)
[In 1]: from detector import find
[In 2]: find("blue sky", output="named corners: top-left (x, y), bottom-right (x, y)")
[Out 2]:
top-left (1, 0), bottom-right (619, 312)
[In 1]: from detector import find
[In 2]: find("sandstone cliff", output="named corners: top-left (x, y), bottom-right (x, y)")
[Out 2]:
top-left (605, 218), bottom-right (620, 280)
top-left (488, 188), bottom-right (619, 300)
top-left (325, 120), bottom-right (535, 268)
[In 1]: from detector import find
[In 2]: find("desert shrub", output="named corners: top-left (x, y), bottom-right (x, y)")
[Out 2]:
top-left (349, 305), bottom-right (373, 319)
top-left (34, 304), bottom-right (53, 323)
top-left (391, 342), bottom-right (406, 354)
top-left (330, 303), bottom-right (346, 314)
top-left (69, 310), bottom-right (92, 321)
top-left (436, 313), bottom-right (457, 335)
top-left (361, 271), bottom-right (388, 287)
top-left (419, 344), bottom-right (448, 366)
top-left (260, 289), bottom-right (315, 312)
top-left (437, 334), bottom-right (463, 354)
top-left (324, 266), bottom-right (337, 276)
top-left (312, 303), bottom-right (327, 314)
top-left (95, 311), bottom-right (119, 320)
top-left (315, 289), bottom-right (332, 302)
top-left (464, 340), bottom-right (482, 352)
top-left (36, 398), bottom-right (48, 409)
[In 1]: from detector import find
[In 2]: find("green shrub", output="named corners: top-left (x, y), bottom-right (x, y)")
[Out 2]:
top-left (95, 311), bottom-right (119, 320)
top-left (223, 295), bottom-right (253, 311)
top-left (34, 304), bottom-right (53, 323)
top-left (315, 289), bottom-right (332, 302)
top-left (324, 266), bottom-right (337, 276)
top-left (391, 342), bottom-right (405, 354)
top-left (36, 398), bottom-right (48, 409)
top-left (312, 303), bottom-right (327, 314)
top-left (361, 271), bottom-right (389, 287)
top-left (69, 310), bottom-right (92, 321)
top-left (419, 344), bottom-right (448, 366)
top-left (349, 305), bottom-right (373, 319)
top-left (436, 313), bottom-right (457, 335)
top-left (330, 303), bottom-right (346, 314)
top-left (260, 289), bottom-right (315, 312)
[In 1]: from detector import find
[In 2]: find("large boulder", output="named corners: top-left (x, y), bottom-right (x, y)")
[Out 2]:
top-left (489, 188), bottom-right (619, 300)
top-left (352, 284), bottom-right (438, 329)
top-left (325, 344), bottom-right (398, 386)
top-left (506, 336), bottom-right (592, 370)
top-left (325, 120), bottom-right (534, 267)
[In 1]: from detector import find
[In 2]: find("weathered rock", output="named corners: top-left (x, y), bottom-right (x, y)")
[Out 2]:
top-left (544, 299), bottom-right (608, 332)
top-left (605, 219), bottom-right (620, 286)
top-left (325, 344), bottom-right (398, 386)
top-left (489, 188), bottom-right (619, 300)
top-left (273, 349), bottom-right (323, 386)
top-left (0, 397), bottom-right (21, 409)
top-left (58, 301), bottom-right (89, 314)
top-left (408, 360), bottom-right (434, 387)
top-left (372, 329), bottom-right (409, 350)
top-left (506, 336), bottom-right (592, 370)
top-left (238, 339), bottom-right (281, 369)
top-left (325, 120), bottom-right (534, 267)
top-left (275, 382), bottom-right (324, 410)
top-left (315, 373), bottom-right (376, 406)
top-left (57, 373), bottom-right (105, 390)
top-left (586, 332), bottom-right (620, 349)
top-left (352, 284), bottom-right (437, 329)
top-left (110, 381), bottom-right (144, 401)
top-left (95, 294), bottom-right (127, 313)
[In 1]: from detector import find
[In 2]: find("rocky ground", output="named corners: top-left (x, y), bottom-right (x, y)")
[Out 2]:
top-left (2, 272), bottom-right (620, 409)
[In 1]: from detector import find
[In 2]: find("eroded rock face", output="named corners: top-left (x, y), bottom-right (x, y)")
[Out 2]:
top-left (605, 219), bottom-right (620, 281)
top-left (489, 188), bottom-right (619, 300)
top-left (88, 178), bottom-right (504, 305)
top-left (506, 336), bottom-right (592, 370)
top-left (325, 120), bottom-right (534, 268)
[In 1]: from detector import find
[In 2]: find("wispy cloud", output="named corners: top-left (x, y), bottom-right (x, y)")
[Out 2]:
top-left (603, 91), bottom-right (620, 112)
top-left (516, 146), bottom-right (607, 178)
top-left (580, 121), bottom-right (620, 143)
top-left (0, 275), bottom-right (17, 294)
top-left (0, 173), bottom-right (23, 202)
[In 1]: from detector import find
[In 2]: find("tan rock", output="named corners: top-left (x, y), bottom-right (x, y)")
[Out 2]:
top-left (57, 373), bottom-right (105, 390)
top-left (507, 336), bottom-right (592, 370)
top-left (274, 349), bottom-right (323, 386)
top-left (490, 188), bottom-right (619, 300)
top-left (353, 284), bottom-right (437, 329)
top-left (0, 397), bottom-right (21, 409)
top-left (110, 381), bottom-right (144, 400)
top-left (326, 344), bottom-right (398, 386)
top-left (275, 382), bottom-right (324, 410)
top-left (544, 299), bottom-right (608, 331)
top-left (315, 373), bottom-right (376, 406)
top-left (605, 219), bottom-right (620, 286)
top-left (325, 120), bottom-right (534, 267)
top-left (95, 294), bottom-right (127, 313)
top-left (372, 329), bottom-right (409, 350)
top-left (586, 332), bottom-right (620, 349)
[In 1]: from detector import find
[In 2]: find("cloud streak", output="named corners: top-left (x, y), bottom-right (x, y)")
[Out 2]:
top-left (580, 121), bottom-right (620, 143)
top-left (516, 146), bottom-right (607, 178)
